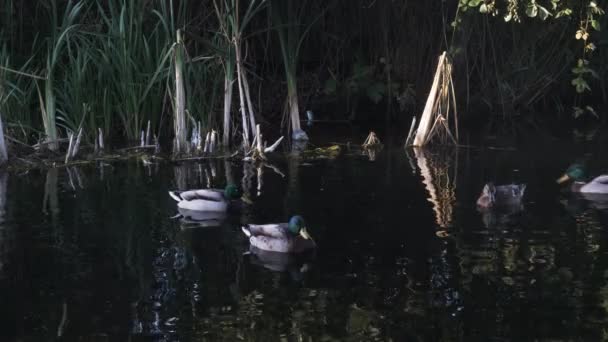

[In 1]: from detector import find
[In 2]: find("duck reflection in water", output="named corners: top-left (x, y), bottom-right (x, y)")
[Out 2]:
top-left (246, 246), bottom-right (314, 282)
top-left (175, 207), bottom-right (227, 228)
top-left (561, 193), bottom-right (608, 213)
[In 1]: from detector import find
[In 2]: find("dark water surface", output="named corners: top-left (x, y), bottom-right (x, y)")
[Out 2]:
top-left (2, 127), bottom-right (608, 341)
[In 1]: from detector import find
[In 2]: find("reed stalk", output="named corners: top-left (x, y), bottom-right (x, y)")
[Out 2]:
top-left (222, 73), bottom-right (234, 146)
top-left (0, 112), bottom-right (7, 164)
top-left (214, 0), bottom-right (266, 148)
top-left (173, 30), bottom-right (187, 154)
top-left (271, 0), bottom-right (324, 140)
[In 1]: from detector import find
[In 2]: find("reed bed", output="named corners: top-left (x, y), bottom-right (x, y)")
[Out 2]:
top-left (0, 0), bottom-right (604, 165)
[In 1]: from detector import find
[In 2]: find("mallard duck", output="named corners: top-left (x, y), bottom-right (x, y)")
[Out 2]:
top-left (241, 215), bottom-right (315, 253)
top-left (476, 183), bottom-right (526, 209)
top-left (557, 164), bottom-right (608, 194)
top-left (168, 184), bottom-right (245, 212)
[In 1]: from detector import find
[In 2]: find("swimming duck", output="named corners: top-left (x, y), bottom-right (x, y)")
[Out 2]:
top-left (557, 163), bottom-right (608, 194)
top-left (168, 184), bottom-right (245, 212)
top-left (476, 183), bottom-right (526, 209)
top-left (241, 215), bottom-right (315, 253)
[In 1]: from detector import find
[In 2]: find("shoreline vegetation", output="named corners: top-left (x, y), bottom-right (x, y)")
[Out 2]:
top-left (0, 1), bottom-right (606, 169)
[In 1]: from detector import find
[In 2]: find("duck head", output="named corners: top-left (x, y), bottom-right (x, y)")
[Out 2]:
top-left (224, 184), bottom-right (241, 199)
top-left (476, 183), bottom-right (496, 209)
top-left (557, 164), bottom-right (586, 184)
top-left (288, 215), bottom-right (313, 240)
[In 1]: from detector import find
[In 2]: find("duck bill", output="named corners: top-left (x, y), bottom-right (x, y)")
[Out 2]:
top-left (299, 227), bottom-right (312, 240)
top-left (557, 174), bottom-right (570, 184)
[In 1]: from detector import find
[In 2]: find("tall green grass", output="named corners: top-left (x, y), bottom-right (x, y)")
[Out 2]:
top-left (94, 0), bottom-right (180, 140)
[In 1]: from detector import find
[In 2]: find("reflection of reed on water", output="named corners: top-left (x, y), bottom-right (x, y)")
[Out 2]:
top-left (363, 145), bottom-right (382, 161)
top-left (65, 166), bottom-right (85, 190)
top-left (411, 147), bottom-right (458, 229)
top-left (174, 161), bottom-right (221, 191)
top-left (43, 168), bottom-right (60, 216)
top-left (0, 171), bottom-right (10, 279)
top-left (0, 171), bottom-right (6, 223)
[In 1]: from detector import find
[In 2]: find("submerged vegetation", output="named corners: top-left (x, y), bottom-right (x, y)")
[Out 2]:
top-left (0, 0), bottom-right (606, 162)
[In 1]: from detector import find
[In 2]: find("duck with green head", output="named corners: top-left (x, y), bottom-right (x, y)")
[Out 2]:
top-left (241, 215), bottom-right (316, 253)
top-left (557, 163), bottom-right (608, 194)
top-left (169, 184), bottom-right (251, 212)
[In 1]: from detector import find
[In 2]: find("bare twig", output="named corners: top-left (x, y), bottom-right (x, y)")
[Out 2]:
top-left (145, 120), bottom-right (151, 146)
top-left (405, 116), bottom-right (417, 147)
top-left (65, 132), bottom-right (74, 164)
top-left (264, 136), bottom-right (284, 153)
top-left (72, 128), bottom-right (83, 158)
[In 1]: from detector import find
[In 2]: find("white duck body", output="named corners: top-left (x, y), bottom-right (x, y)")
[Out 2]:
top-left (169, 189), bottom-right (228, 212)
top-left (578, 175), bottom-right (608, 194)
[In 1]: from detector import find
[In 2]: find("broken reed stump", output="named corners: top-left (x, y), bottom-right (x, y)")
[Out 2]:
top-left (362, 131), bottom-right (381, 148)
top-left (409, 51), bottom-right (458, 147)
top-left (243, 124), bottom-right (284, 161)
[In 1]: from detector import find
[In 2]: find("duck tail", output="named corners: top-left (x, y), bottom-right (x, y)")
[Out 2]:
top-left (169, 213), bottom-right (182, 219)
top-left (241, 226), bottom-right (251, 237)
top-left (168, 191), bottom-right (182, 202)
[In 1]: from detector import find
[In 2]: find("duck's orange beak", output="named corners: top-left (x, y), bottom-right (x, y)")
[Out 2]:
top-left (299, 227), bottom-right (316, 246)
top-left (299, 227), bottom-right (312, 240)
top-left (240, 195), bottom-right (253, 205)
top-left (557, 174), bottom-right (570, 184)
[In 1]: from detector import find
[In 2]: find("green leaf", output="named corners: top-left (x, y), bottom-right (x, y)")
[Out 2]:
top-left (591, 19), bottom-right (600, 31)
top-left (538, 5), bottom-right (551, 20)
top-left (555, 9), bottom-right (572, 18)
top-left (526, 4), bottom-right (538, 18)
top-left (590, 68), bottom-right (600, 79)
top-left (585, 105), bottom-right (599, 118)
top-left (468, 0), bottom-right (482, 7)
top-left (571, 77), bottom-right (591, 93)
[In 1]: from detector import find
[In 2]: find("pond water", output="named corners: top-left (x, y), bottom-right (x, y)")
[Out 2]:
top-left (1, 126), bottom-right (608, 341)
